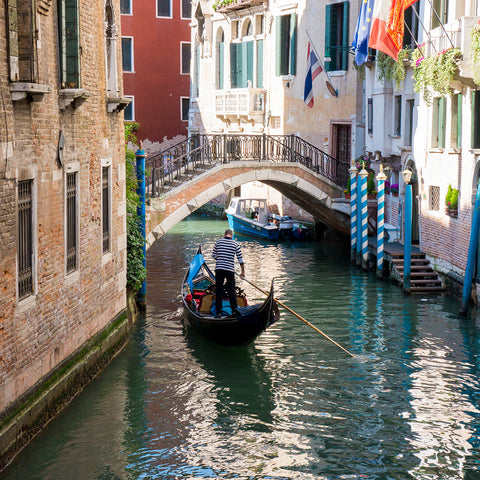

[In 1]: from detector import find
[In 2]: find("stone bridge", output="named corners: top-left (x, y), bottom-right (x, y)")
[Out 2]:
top-left (145, 161), bottom-right (350, 247)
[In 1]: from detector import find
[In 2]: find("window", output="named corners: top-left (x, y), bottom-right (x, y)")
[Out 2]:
top-left (367, 98), bottom-right (373, 135)
top-left (181, 42), bottom-right (191, 74)
top-left (122, 37), bottom-right (134, 72)
top-left (102, 167), bottom-right (111, 254)
top-left (58, 0), bottom-right (80, 88)
top-left (181, 97), bottom-right (190, 121)
top-left (7, 0), bottom-right (37, 82)
top-left (216, 30), bottom-right (225, 89)
top-left (257, 39), bottom-right (264, 88)
top-left (157, 0), bottom-right (171, 17)
top-left (66, 172), bottom-right (78, 273)
top-left (194, 45), bottom-right (200, 97)
top-left (105, 0), bottom-right (119, 95)
top-left (120, 0), bottom-right (131, 14)
top-left (432, 97), bottom-right (446, 148)
top-left (255, 14), bottom-right (264, 35)
top-left (181, 0), bottom-right (191, 19)
top-left (431, 0), bottom-right (448, 29)
top-left (394, 95), bottom-right (402, 136)
top-left (405, 99), bottom-right (414, 146)
top-left (18, 180), bottom-right (34, 300)
top-left (275, 13), bottom-right (297, 76)
top-left (429, 185), bottom-right (440, 211)
top-left (231, 41), bottom-right (254, 88)
top-left (124, 96), bottom-right (134, 121)
top-left (325, 1), bottom-right (349, 72)
top-left (472, 91), bottom-right (480, 149)
top-left (403, 3), bottom-right (419, 48)
top-left (451, 93), bottom-right (462, 148)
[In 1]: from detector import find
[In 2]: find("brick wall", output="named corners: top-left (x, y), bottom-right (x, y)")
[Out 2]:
top-left (0, 0), bottom-right (127, 414)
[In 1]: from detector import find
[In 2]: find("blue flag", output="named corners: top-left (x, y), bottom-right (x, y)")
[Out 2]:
top-left (351, 0), bottom-right (375, 66)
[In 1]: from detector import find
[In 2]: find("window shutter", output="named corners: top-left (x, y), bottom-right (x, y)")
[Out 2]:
top-left (58, 0), bottom-right (67, 86)
top-left (472, 92), bottom-right (480, 148)
top-left (341, 1), bottom-right (349, 71)
top-left (289, 13), bottom-right (297, 75)
top-left (245, 40), bottom-right (254, 87)
top-left (438, 96), bottom-right (446, 149)
top-left (325, 4), bottom-right (332, 72)
top-left (230, 43), bottom-right (243, 88)
top-left (218, 42), bottom-right (224, 89)
top-left (256, 39), bottom-right (263, 88)
top-left (275, 16), bottom-right (289, 75)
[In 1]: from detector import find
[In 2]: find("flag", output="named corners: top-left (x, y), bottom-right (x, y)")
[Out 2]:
top-left (369, 0), bottom-right (418, 60)
top-left (304, 42), bottom-right (323, 108)
top-left (351, 0), bottom-right (375, 65)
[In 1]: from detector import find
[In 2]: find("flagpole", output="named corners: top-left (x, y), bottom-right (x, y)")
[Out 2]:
top-left (424, 0), bottom-right (455, 49)
top-left (305, 30), bottom-right (333, 84)
top-left (410, 5), bottom-right (438, 54)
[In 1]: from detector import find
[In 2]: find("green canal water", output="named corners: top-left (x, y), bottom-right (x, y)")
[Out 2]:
top-left (3, 217), bottom-right (480, 479)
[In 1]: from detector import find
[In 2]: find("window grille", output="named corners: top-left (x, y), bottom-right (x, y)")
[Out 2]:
top-left (429, 185), bottom-right (440, 211)
top-left (18, 180), bottom-right (33, 299)
top-left (66, 172), bottom-right (77, 273)
top-left (102, 167), bottom-right (110, 253)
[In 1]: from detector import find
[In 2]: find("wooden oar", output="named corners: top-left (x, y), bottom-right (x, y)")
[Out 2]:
top-left (238, 274), bottom-right (356, 358)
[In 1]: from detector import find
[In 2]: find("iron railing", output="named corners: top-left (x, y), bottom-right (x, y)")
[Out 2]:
top-left (145, 134), bottom-right (349, 197)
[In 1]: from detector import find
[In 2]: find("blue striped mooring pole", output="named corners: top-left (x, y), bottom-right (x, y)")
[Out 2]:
top-left (349, 163), bottom-right (358, 263)
top-left (359, 164), bottom-right (369, 270)
top-left (460, 181), bottom-right (480, 314)
top-left (135, 142), bottom-right (147, 303)
top-left (376, 165), bottom-right (387, 277)
top-left (356, 168), bottom-right (362, 265)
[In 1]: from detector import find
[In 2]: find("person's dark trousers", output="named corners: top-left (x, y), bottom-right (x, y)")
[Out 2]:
top-left (215, 269), bottom-right (237, 315)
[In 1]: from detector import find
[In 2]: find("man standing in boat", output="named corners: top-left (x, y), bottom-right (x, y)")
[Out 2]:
top-left (212, 229), bottom-right (246, 318)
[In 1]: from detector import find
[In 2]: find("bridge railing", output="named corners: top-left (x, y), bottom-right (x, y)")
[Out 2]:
top-left (145, 134), bottom-right (349, 197)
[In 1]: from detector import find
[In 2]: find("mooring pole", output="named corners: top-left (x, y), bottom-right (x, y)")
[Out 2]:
top-left (356, 167), bottom-right (362, 266)
top-left (359, 165), bottom-right (369, 270)
top-left (460, 181), bottom-right (480, 315)
top-left (349, 162), bottom-right (358, 263)
top-left (376, 165), bottom-right (387, 277)
top-left (135, 142), bottom-right (147, 304)
top-left (403, 182), bottom-right (412, 292)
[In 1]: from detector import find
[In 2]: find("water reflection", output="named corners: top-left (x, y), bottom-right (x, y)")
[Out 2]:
top-left (3, 216), bottom-right (480, 480)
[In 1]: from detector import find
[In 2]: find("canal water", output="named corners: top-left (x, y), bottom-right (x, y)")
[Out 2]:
top-left (3, 217), bottom-right (480, 479)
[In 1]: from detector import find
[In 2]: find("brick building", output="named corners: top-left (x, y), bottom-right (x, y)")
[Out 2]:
top-left (121, 0), bottom-right (192, 153)
top-left (0, 0), bottom-right (128, 457)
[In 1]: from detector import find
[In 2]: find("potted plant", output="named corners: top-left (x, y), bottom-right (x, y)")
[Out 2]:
top-left (344, 177), bottom-right (351, 199)
top-left (376, 49), bottom-right (410, 90)
top-left (471, 21), bottom-right (480, 86)
top-left (390, 184), bottom-right (399, 196)
top-left (367, 172), bottom-right (377, 199)
top-left (445, 185), bottom-right (459, 217)
top-left (411, 46), bottom-right (462, 105)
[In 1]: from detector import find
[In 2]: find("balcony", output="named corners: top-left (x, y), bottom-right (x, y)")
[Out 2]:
top-left (213, 0), bottom-right (266, 13)
top-left (215, 88), bottom-right (266, 121)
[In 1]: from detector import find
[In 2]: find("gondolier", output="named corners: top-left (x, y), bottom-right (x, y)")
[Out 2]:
top-left (212, 229), bottom-right (246, 318)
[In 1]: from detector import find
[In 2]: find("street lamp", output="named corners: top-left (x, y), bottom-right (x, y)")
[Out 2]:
top-left (402, 167), bottom-right (413, 292)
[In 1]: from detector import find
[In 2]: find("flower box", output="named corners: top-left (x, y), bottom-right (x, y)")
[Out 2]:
top-left (214, 0), bottom-right (265, 12)
top-left (446, 208), bottom-right (458, 218)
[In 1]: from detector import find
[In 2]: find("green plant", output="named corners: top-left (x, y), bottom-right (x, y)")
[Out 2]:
top-left (471, 21), bottom-right (480, 86)
top-left (450, 189), bottom-right (459, 210)
top-left (412, 46), bottom-right (462, 105)
top-left (445, 184), bottom-right (452, 206)
top-left (367, 172), bottom-right (376, 195)
top-left (376, 49), bottom-right (409, 89)
top-left (125, 124), bottom-right (147, 293)
top-left (344, 176), bottom-right (351, 195)
top-left (212, 0), bottom-right (237, 10)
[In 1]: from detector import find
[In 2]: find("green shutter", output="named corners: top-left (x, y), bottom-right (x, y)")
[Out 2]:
top-left (473, 92), bottom-right (480, 149)
top-left (256, 39), bottom-right (263, 88)
top-left (325, 4), bottom-right (332, 72)
top-left (58, 0), bottom-right (67, 85)
top-left (230, 43), bottom-right (243, 88)
top-left (218, 41), bottom-right (224, 89)
top-left (289, 13), bottom-right (297, 75)
top-left (438, 96), bottom-right (446, 149)
top-left (275, 16), bottom-right (289, 76)
top-left (245, 41), bottom-right (254, 87)
top-left (341, 1), bottom-right (349, 71)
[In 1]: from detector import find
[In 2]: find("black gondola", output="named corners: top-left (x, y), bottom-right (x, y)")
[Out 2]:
top-left (182, 246), bottom-right (279, 346)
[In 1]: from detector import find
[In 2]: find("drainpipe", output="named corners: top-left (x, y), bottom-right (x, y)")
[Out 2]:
top-left (349, 163), bottom-right (358, 263)
top-left (376, 165), bottom-right (387, 277)
top-left (460, 181), bottom-right (480, 315)
top-left (135, 142), bottom-right (147, 304)
top-left (359, 165), bottom-right (369, 270)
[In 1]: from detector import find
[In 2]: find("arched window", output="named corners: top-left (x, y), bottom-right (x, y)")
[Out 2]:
top-left (242, 19), bottom-right (253, 37)
top-left (105, 0), bottom-right (118, 96)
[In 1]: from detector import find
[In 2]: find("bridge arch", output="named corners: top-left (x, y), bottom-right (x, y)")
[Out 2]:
top-left (146, 162), bottom-right (350, 247)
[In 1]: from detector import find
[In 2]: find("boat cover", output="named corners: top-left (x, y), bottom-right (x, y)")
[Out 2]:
top-left (187, 253), bottom-right (206, 291)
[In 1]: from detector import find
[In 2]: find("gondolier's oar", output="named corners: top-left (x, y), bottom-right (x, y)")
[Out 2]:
top-left (238, 274), bottom-right (356, 358)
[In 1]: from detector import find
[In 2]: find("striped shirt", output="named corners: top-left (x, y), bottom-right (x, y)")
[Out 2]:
top-left (212, 237), bottom-right (244, 272)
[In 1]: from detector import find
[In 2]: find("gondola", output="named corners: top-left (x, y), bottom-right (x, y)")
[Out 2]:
top-left (182, 246), bottom-right (279, 346)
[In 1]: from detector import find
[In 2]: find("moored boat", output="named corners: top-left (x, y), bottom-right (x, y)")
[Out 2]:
top-left (225, 197), bottom-right (312, 241)
top-left (182, 246), bottom-right (279, 346)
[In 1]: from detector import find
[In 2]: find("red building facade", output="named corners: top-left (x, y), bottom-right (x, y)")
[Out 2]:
top-left (121, 0), bottom-right (191, 151)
